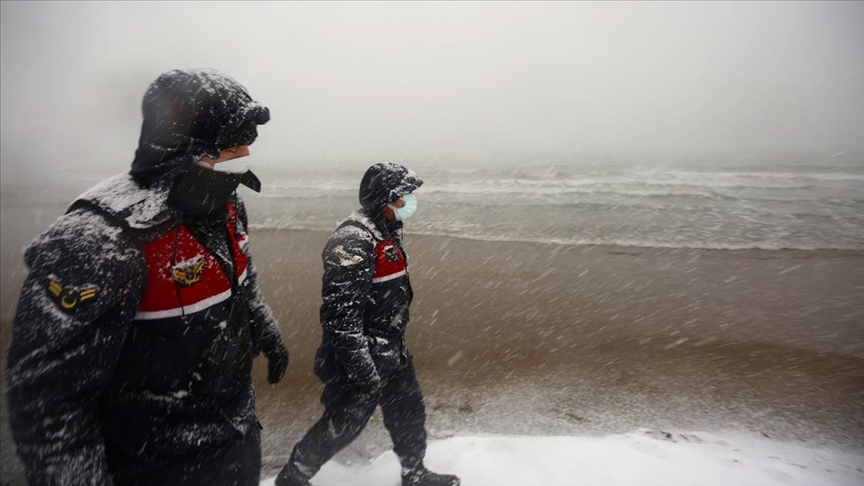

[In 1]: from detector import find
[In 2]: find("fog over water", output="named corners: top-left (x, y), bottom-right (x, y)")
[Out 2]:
top-left (2, 1), bottom-right (863, 183)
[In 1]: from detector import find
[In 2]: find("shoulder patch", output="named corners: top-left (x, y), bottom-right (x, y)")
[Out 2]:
top-left (335, 246), bottom-right (364, 267)
top-left (46, 278), bottom-right (98, 312)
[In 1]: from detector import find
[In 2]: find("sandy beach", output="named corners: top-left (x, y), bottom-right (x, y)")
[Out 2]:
top-left (2, 227), bottom-right (863, 483)
top-left (245, 229), bottom-right (864, 471)
top-left (3, 1), bottom-right (864, 482)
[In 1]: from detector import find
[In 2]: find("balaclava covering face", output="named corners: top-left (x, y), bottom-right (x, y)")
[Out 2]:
top-left (129, 68), bottom-right (270, 217)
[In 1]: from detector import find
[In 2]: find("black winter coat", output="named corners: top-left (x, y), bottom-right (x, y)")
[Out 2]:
top-left (6, 174), bottom-right (283, 485)
top-left (314, 163), bottom-right (423, 388)
top-left (7, 68), bottom-right (278, 485)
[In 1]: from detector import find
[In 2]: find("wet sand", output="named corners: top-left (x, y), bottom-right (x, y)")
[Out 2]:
top-left (2, 228), bottom-right (864, 483)
top-left (245, 230), bottom-right (864, 474)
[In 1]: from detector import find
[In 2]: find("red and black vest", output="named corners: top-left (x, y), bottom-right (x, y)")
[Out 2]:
top-left (366, 235), bottom-right (412, 336)
top-left (112, 204), bottom-right (255, 396)
top-left (372, 239), bottom-right (407, 284)
top-left (135, 204), bottom-right (249, 320)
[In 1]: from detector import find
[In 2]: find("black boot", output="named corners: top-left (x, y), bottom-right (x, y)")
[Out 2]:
top-left (274, 463), bottom-right (310, 486)
top-left (402, 466), bottom-right (461, 486)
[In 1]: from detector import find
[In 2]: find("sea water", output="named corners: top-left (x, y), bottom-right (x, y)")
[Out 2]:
top-left (246, 152), bottom-right (864, 250)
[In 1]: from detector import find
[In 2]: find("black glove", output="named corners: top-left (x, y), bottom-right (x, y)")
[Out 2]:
top-left (348, 370), bottom-right (382, 400)
top-left (266, 345), bottom-right (289, 384)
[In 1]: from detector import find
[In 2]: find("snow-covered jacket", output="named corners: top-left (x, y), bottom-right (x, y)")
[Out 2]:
top-left (5, 68), bottom-right (280, 486)
top-left (314, 163), bottom-right (423, 387)
top-left (6, 174), bottom-right (283, 485)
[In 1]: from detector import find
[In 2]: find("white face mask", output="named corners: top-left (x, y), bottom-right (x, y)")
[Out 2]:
top-left (211, 158), bottom-right (251, 174)
top-left (388, 193), bottom-right (418, 221)
top-left (196, 158), bottom-right (251, 174)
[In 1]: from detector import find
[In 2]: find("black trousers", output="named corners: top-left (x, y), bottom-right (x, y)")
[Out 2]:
top-left (111, 420), bottom-right (261, 486)
top-left (287, 359), bottom-right (428, 479)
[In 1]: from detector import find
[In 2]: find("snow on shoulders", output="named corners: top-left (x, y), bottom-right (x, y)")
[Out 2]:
top-left (76, 172), bottom-right (174, 228)
top-left (76, 172), bottom-right (150, 211)
top-left (337, 211), bottom-right (384, 241)
top-left (261, 429), bottom-right (863, 486)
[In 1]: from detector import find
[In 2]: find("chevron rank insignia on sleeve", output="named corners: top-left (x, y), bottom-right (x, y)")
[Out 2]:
top-left (47, 279), bottom-right (98, 311)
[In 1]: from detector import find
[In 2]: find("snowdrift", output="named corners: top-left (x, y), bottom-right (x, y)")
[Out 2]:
top-left (261, 429), bottom-right (862, 486)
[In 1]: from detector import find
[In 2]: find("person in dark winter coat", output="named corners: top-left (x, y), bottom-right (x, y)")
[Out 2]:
top-left (276, 163), bottom-right (460, 486)
top-left (5, 68), bottom-right (289, 486)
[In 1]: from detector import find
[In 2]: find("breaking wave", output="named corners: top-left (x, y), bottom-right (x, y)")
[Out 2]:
top-left (246, 161), bottom-right (864, 252)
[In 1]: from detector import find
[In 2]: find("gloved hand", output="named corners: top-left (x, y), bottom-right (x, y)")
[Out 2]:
top-left (266, 344), bottom-right (289, 384)
top-left (348, 370), bottom-right (382, 400)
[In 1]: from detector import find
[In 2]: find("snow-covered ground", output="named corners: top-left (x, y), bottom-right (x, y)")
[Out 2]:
top-left (261, 429), bottom-right (863, 486)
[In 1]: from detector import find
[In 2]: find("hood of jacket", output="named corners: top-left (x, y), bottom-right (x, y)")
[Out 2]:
top-left (130, 68), bottom-right (270, 186)
top-left (359, 162), bottom-right (423, 211)
top-left (358, 162), bottom-right (423, 237)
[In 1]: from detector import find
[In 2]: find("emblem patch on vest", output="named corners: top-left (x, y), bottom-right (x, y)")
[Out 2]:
top-left (383, 245), bottom-right (399, 262)
top-left (172, 255), bottom-right (207, 286)
top-left (47, 279), bottom-right (97, 311)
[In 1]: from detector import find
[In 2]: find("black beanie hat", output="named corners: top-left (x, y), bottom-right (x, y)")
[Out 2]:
top-left (130, 68), bottom-right (270, 186)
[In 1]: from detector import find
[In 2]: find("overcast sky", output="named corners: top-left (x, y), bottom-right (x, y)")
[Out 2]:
top-left (1, 1), bottom-right (862, 178)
